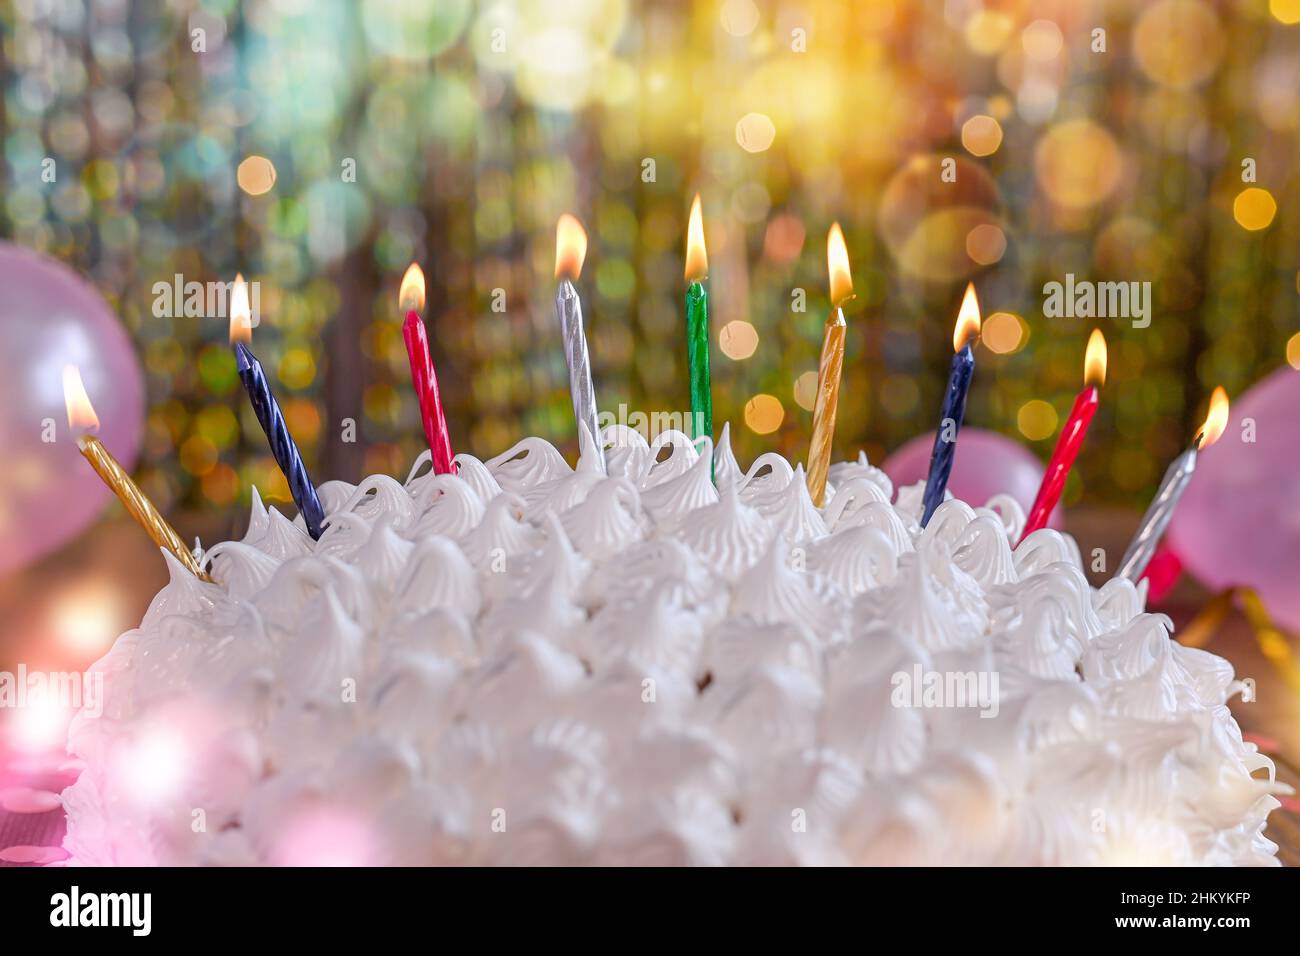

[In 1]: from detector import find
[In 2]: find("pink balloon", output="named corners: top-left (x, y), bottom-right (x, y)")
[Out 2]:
top-left (0, 243), bottom-right (145, 576)
top-left (881, 427), bottom-right (1060, 526)
top-left (1167, 367), bottom-right (1300, 633)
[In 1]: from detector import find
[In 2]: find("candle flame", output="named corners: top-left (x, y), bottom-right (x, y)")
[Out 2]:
top-left (399, 263), bottom-right (426, 313)
top-left (684, 194), bottom-right (708, 282)
top-left (827, 223), bottom-right (854, 307)
top-left (555, 213), bottom-right (588, 280)
top-left (1196, 386), bottom-right (1230, 448)
top-left (228, 274), bottom-right (252, 344)
top-left (953, 282), bottom-right (981, 351)
top-left (1084, 328), bottom-right (1107, 387)
top-left (63, 365), bottom-right (99, 433)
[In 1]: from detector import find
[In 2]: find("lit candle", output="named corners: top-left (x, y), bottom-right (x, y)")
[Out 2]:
top-left (399, 263), bottom-right (455, 475)
top-left (1117, 386), bottom-right (1229, 582)
top-left (805, 223), bottom-right (855, 507)
top-left (684, 194), bottom-right (712, 445)
top-left (1019, 328), bottom-right (1107, 542)
top-left (554, 213), bottom-right (605, 473)
top-left (63, 365), bottom-right (212, 581)
top-left (229, 275), bottom-right (327, 539)
top-left (920, 283), bottom-right (982, 528)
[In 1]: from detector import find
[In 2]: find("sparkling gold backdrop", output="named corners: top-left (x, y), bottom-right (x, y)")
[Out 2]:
top-left (3, 0), bottom-right (1298, 520)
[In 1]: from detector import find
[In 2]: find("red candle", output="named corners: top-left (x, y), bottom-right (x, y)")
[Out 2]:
top-left (1019, 328), bottom-right (1106, 542)
top-left (400, 263), bottom-right (455, 475)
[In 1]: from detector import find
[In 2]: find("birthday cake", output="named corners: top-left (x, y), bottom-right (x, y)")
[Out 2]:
top-left (60, 424), bottom-right (1284, 866)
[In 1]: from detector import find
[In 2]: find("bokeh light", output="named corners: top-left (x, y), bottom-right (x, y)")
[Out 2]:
top-left (720, 0), bottom-right (760, 37)
top-left (965, 11), bottom-right (1014, 55)
top-left (982, 312), bottom-right (1026, 354)
top-left (744, 394), bottom-right (784, 434)
top-left (793, 370), bottom-right (819, 411)
top-left (1022, 20), bottom-right (1064, 62)
top-left (735, 112), bottom-right (776, 153)
top-left (0, 0), bottom-right (1291, 528)
top-left (961, 115), bottom-right (1003, 157)
top-left (719, 320), bottom-right (759, 360)
top-left (1272, 0), bottom-right (1300, 25)
top-left (237, 156), bottom-right (277, 196)
top-left (1017, 399), bottom-right (1059, 441)
top-left (50, 581), bottom-right (122, 653)
top-left (965, 223), bottom-right (1007, 265)
top-left (1133, 0), bottom-right (1224, 89)
top-left (1233, 188), bottom-right (1278, 231)
top-left (1034, 120), bottom-right (1122, 210)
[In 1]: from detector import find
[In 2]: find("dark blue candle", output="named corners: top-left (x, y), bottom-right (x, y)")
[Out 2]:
top-left (229, 279), bottom-right (326, 539)
top-left (920, 283), bottom-right (981, 528)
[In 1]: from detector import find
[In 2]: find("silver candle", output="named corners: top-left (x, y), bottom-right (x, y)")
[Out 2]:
top-left (1116, 386), bottom-right (1229, 583)
top-left (1116, 446), bottom-right (1197, 582)
top-left (554, 214), bottom-right (605, 474)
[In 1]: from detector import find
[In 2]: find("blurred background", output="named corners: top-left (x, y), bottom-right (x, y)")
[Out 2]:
top-left (1, 0), bottom-right (1299, 853)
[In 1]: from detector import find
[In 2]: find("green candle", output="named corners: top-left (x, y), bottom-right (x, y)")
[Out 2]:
top-left (685, 194), bottom-right (712, 444)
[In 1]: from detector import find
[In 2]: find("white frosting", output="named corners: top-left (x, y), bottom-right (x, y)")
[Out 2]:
top-left (61, 428), bottom-right (1286, 866)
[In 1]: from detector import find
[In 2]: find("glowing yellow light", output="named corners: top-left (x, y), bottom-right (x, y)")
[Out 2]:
top-left (237, 156), bottom-right (276, 196)
top-left (1035, 120), bottom-right (1122, 210)
top-left (1286, 331), bottom-right (1300, 370)
top-left (965, 11), bottom-right (1014, 55)
top-left (228, 274), bottom-right (252, 344)
top-left (1022, 19), bottom-right (1064, 60)
top-left (953, 282), bottom-right (981, 352)
top-left (555, 213), bottom-right (588, 280)
top-left (278, 349), bottom-right (317, 391)
top-left (1272, 0), bottom-right (1300, 24)
top-left (720, 0), bottom-right (760, 36)
top-left (719, 320), bottom-right (759, 360)
top-left (1084, 329), bottom-right (1107, 387)
top-left (1018, 400), bottom-right (1059, 441)
top-left (961, 115), bottom-right (1003, 157)
top-left (735, 112), bottom-right (776, 153)
top-left (827, 223), bottom-right (854, 307)
top-left (793, 370), bottom-right (819, 411)
top-left (1197, 387), bottom-right (1229, 448)
top-left (744, 393), bottom-right (784, 434)
top-left (51, 583), bottom-right (122, 655)
top-left (965, 223), bottom-right (1006, 265)
top-left (180, 434), bottom-right (218, 477)
top-left (685, 194), bottom-right (708, 281)
top-left (399, 263), bottom-right (426, 312)
top-left (1233, 188), bottom-right (1277, 231)
top-left (1134, 0), bottom-right (1224, 89)
top-left (981, 312), bottom-right (1025, 354)
top-left (62, 365), bottom-right (99, 433)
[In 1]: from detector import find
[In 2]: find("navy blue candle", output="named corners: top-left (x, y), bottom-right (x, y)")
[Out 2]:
top-left (229, 278), bottom-right (326, 539)
top-left (920, 283), bottom-right (982, 528)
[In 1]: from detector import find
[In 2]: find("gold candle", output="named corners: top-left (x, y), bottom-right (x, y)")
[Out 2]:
top-left (806, 222), bottom-right (855, 507)
top-left (64, 366), bottom-right (212, 582)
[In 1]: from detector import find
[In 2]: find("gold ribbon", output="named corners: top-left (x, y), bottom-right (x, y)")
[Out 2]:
top-left (1177, 587), bottom-right (1300, 693)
